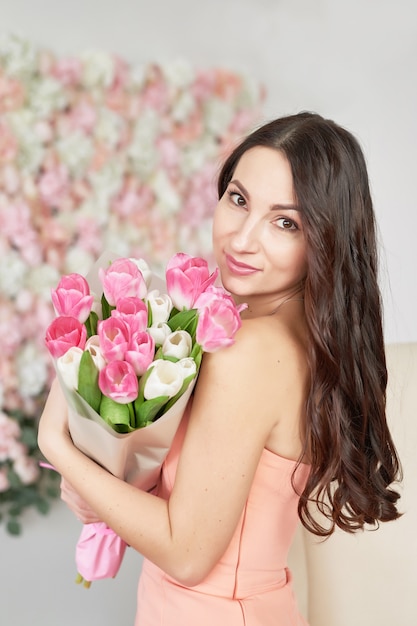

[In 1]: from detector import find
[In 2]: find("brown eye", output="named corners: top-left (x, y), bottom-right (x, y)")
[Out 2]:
top-left (229, 191), bottom-right (246, 207)
top-left (276, 217), bottom-right (297, 230)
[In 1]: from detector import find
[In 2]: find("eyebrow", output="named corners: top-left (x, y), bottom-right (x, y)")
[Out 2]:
top-left (229, 179), bottom-right (300, 212)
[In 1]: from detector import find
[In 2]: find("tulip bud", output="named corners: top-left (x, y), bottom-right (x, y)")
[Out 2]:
top-left (45, 316), bottom-right (87, 358)
top-left (144, 360), bottom-right (184, 400)
top-left (162, 331), bottom-right (192, 359)
top-left (146, 290), bottom-right (173, 326)
top-left (147, 322), bottom-right (172, 347)
top-left (99, 361), bottom-right (138, 404)
top-left (56, 346), bottom-right (83, 390)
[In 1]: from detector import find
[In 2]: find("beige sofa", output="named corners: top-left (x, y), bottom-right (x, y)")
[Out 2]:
top-left (289, 342), bottom-right (417, 625)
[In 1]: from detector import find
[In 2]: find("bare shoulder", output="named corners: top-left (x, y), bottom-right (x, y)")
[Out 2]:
top-left (195, 314), bottom-right (309, 426)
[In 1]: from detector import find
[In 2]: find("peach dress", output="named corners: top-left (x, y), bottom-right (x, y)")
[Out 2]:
top-left (136, 408), bottom-right (310, 626)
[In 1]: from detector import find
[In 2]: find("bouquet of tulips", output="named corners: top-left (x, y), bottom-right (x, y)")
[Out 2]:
top-left (44, 250), bottom-right (244, 586)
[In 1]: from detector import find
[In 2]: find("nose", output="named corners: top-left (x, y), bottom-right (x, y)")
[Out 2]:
top-left (230, 215), bottom-right (261, 253)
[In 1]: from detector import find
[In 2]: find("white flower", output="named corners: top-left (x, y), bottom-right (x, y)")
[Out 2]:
top-left (0, 33), bottom-right (38, 78)
top-left (130, 64), bottom-right (147, 89)
top-left (161, 58), bottom-right (195, 88)
top-left (65, 247), bottom-right (95, 276)
top-left (8, 110), bottom-right (45, 174)
top-left (237, 73), bottom-right (263, 108)
top-left (162, 331), bottom-right (192, 359)
top-left (0, 250), bottom-right (27, 298)
top-left (85, 336), bottom-right (106, 370)
top-left (179, 138), bottom-right (217, 177)
top-left (56, 132), bottom-right (94, 178)
top-left (57, 347), bottom-right (84, 390)
top-left (178, 357), bottom-right (197, 379)
top-left (28, 75), bottom-right (67, 118)
top-left (26, 263), bottom-right (61, 300)
top-left (80, 49), bottom-right (115, 89)
top-left (128, 142), bottom-right (158, 179)
top-left (147, 290), bottom-right (173, 325)
top-left (88, 160), bottom-right (124, 215)
top-left (171, 90), bottom-right (196, 123)
top-left (144, 359), bottom-right (184, 400)
top-left (13, 455), bottom-right (39, 485)
top-left (147, 322), bottom-right (172, 347)
top-left (150, 170), bottom-right (181, 216)
top-left (17, 341), bottom-right (49, 398)
top-left (95, 109), bottom-right (125, 150)
top-left (203, 98), bottom-right (234, 136)
top-left (130, 258), bottom-right (152, 287)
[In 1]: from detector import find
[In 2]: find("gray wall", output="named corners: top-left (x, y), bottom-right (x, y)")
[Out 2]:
top-left (1, 1), bottom-right (416, 624)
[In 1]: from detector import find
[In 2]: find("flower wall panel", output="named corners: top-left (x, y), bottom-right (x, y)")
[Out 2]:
top-left (0, 33), bottom-right (264, 532)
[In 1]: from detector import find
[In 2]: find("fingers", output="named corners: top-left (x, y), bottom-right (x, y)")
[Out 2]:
top-left (60, 477), bottom-right (101, 524)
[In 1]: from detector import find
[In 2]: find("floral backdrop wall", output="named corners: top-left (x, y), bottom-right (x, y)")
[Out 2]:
top-left (0, 33), bottom-right (264, 534)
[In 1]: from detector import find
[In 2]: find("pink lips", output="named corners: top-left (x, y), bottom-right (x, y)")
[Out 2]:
top-left (225, 254), bottom-right (259, 276)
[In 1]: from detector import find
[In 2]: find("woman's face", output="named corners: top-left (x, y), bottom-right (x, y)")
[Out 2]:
top-left (213, 146), bottom-right (307, 314)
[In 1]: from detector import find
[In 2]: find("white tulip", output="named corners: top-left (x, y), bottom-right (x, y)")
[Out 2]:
top-left (144, 360), bottom-right (184, 400)
top-left (147, 289), bottom-right (173, 325)
top-left (178, 357), bottom-right (197, 379)
top-left (85, 336), bottom-right (107, 370)
top-left (162, 331), bottom-right (192, 360)
top-left (130, 257), bottom-right (152, 288)
top-left (147, 322), bottom-right (172, 347)
top-left (56, 347), bottom-right (84, 390)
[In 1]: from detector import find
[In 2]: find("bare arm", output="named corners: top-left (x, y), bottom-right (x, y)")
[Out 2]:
top-left (38, 320), bottom-right (294, 586)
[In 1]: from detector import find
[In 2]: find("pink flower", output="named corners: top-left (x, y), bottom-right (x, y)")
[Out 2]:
top-left (99, 361), bottom-right (138, 403)
top-left (51, 57), bottom-right (82, 86)
top-left (45, 316), bottom-right (87, 358)
top-left (98, 317), bottom-right (130, 362)
top-left (195, 295), bottom-right (243, 352)
top-left (166, 253), bottom-right (219, 310)
top-left (0, 119), bottom-right (18, 162)
top-left (111, 297), bottom-right (148, 334)
top-left (124, 331), bottom-right (155, 376)
top-left (69, 101), bottom-right (97, 133)
top-left (51, 273), bottom-right (94, 323)
top-left (99, 258), bottom-right (147, 306)
top-left (38, 165), bottom-right (69, 208)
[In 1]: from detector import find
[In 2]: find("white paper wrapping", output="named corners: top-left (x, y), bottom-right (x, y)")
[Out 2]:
top-left (55, 251), bottom-right (195, 492)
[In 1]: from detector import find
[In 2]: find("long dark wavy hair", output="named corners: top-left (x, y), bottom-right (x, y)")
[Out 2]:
top-left (217, 112), bottom-right (402, 537)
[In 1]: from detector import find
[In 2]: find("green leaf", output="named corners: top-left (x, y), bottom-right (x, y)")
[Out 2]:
top-left (190, 343), bottom-right (203, 369)
top-left (101, 293), bottom-right (114, 320)
top-left (136, 396), bottom-right (169, 428)
top-left (163, 373), bottom-right (196, 413)
top-left (7, 518), bottom-right (21, 536)
top-left (167, 309), bottom-right (198, 336)
top-left (36, 498), bottom-right (50, 515)
top-left (147, 302), bottom-right (153, 327)
top-left (99, 396), bottom-right (132, 432)
top-left (77, 350), bottom-right (102, 412)
top-left (20, 426), bottom-right (38, 448)
top-left (85, 311), bottom-right (99, 337)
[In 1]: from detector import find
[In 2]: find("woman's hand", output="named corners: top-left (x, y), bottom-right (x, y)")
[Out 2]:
top-left (37, 377), bottom-right (73, 462)
top-left (61, 477), bottom-right (101, 524)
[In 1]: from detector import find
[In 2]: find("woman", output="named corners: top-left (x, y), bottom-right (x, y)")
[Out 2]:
top-left (38, 112), bottom-right (402, 625)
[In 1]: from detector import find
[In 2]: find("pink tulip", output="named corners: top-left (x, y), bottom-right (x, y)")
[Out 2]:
top-left (99, 258), bottom-right (147, 306)
top-left (99, 361), bottom-right (138, 404)
top-left (111, 297), bottom-right (148, 334)
top-left (98, 317), bottom-right (130, 362)
top-left (45, 316), bottom-right (87, 358)
top-left (51, 273), bottom-right (94, 323)
top-left (196, 298), bottom-right (242, 352)
top-left (166, 253), bottom-right (218, 310)
top-left (124, 331), bottom-right (155, 376)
